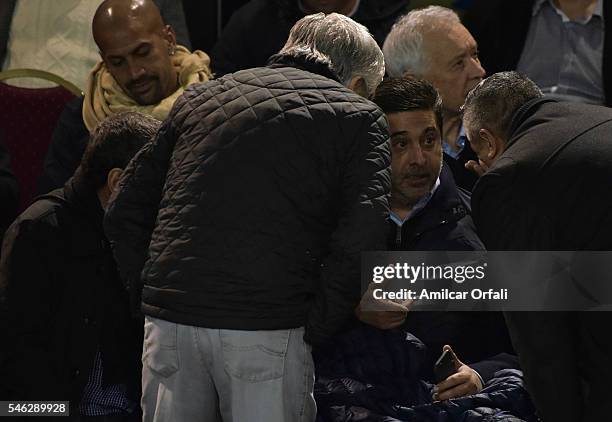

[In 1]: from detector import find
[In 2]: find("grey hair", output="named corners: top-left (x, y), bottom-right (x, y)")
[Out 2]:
top-left (383, 6), bottom-right (460, 78)
top-left (279, 13), bottom-right (385, 95)
top-left (462, 71), bottom-right (543, 140)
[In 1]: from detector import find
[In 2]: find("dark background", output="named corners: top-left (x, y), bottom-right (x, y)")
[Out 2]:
top-left (183, 0), bottom-right (250, 52)
top-left (181, 0), bottom-right (468, 53)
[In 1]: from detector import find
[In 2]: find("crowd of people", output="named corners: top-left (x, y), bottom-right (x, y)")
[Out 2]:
top-left (0, 1), bottom-right (610, 421)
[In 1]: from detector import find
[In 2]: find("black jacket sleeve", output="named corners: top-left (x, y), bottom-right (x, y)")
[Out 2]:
top-left (0, 134), bottom-right (18, 238)
top-left (304, 111), bottom-right (391, 347)
top-left (104, 117), bottom-right (176, 313)
top-left (38, 97), bottom-right (89, 195)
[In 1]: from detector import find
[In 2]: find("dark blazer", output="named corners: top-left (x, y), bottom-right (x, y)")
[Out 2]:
top-left (471, 98), bottom-right (612, 422)
top-left (0, 177), bottom-right (142, 417)
top-left (464, 0), bottom-right (612, 106)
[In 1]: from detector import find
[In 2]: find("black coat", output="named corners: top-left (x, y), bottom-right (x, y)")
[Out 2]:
top-left (105, 53), bottom-right (391, 347)
top-left (390, 165), bottom-right (515, 382)
top-left (0, 132), bottom-right (19, 240)
top-left (471, 98), bottom-right (612, 422)
top-left (210, 0), bottom-right (410, 76)
top-left (38, 96), bottom-right (89, 195)
top-left (464, 0), bottom-right (612, 106)
top-left (0, 177), bottom-right (142, 416)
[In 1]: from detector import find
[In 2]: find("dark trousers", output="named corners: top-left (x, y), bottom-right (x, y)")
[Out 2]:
top-left (504, 311), bottom-right (612, 422)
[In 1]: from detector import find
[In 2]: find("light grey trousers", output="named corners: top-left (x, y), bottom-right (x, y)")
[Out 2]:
top-left (141, 316), bottom-right (316, 422)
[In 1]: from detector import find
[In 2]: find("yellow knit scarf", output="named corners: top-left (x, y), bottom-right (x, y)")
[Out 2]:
top-left (83, 45), bottom-right (213, 131)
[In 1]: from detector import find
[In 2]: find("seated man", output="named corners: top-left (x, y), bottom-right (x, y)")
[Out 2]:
top-left (363, 77), bottom-right (516, 400)
top-left (0, 112), bottom-right (159, 420)
top-left (39, 0), bottom-right (212, 194)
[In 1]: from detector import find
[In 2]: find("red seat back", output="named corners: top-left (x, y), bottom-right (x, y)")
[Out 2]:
top-left (0, 81), bottom-right (77, 211)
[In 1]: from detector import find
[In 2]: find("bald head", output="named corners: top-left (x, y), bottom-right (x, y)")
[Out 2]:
top-left (93, 0), bottom-right (165, 45)
top-left (92, 0), bottom-right (178, 105)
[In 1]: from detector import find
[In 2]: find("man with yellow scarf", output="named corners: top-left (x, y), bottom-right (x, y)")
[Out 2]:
top-left (39, 0), bottom-right (212, 195)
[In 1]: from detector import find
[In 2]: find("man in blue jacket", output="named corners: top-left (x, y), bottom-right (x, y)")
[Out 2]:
top-left (365, 77), bottom-right (516, 400)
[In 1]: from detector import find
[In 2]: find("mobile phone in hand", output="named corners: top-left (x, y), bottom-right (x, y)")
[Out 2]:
top-left (434, 349), bottom-right (457, 383)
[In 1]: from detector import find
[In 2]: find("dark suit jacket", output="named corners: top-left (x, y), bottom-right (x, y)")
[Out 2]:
top-left (472, 98), bottom-right (612, 251)
top-left (471, 98), bottom-right (612, 422)
top-left (464, 0), bottom-right (612, 106)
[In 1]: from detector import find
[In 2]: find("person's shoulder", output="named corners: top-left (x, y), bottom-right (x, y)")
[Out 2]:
top-left (180, 65), bottom-right (383, 124)
top-left (480, 156), bottom-right (519, 183)
top-left (1, 197), bottom-right (67, 254)
top-left (559, 101), bottom-right (612, 121)
top-left (14, 190), bottom-right (69, 229)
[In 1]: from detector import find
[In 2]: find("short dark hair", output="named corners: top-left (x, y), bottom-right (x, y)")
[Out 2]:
top-left (372, 77), bottom-right (443, 131)
top-left (77, 112), bottom-right (160, 190)
top-left (462, 71), bottom-right (543, 140)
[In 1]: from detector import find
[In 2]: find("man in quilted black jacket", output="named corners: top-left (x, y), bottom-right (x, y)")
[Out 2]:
top-left (105, 12), bottom-right (391, 422)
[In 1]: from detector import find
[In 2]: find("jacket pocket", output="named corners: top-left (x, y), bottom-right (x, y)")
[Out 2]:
top-left (220, 329), bottom-right (290, 382)
top-left (142, 316), bottom-right (179, 377)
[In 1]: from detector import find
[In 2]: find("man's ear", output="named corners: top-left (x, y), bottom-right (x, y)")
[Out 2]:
top-left (106, 168), bottom-right (124, 194)
top-left (347, 76), bottom-right (369, 98)
top-left (478, 128), bottom-right (501, 159)
top-left (163, 24), bottom-right (177, 53)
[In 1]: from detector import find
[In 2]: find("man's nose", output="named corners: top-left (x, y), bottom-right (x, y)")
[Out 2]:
top-left (469, 57), bottom-right (486, 80)
top-left (408, 144), bottom-right (427, 165)
top-left (127, 60), bottom-right (146, 81)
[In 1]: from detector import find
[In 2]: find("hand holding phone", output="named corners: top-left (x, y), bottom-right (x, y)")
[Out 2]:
top-left (434, 348), bottom-right (458, 384)
top-left (433, 345), bottom-right (483, 401)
